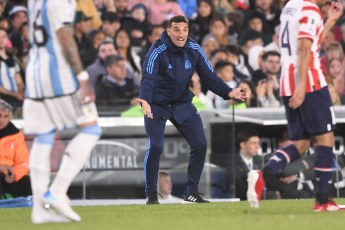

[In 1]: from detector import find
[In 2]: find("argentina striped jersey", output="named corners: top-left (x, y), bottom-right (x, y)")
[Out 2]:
top-left (0, 58), bottom-right (20, 93)
top-left (26, 0), bottom-right (78, 99)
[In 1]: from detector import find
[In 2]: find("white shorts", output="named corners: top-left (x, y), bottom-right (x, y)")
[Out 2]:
top-left (23, 92), bottom-right (99, 134)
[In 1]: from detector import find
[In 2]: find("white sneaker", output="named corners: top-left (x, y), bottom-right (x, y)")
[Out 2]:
top-left (247, 170), bottom-right (264, 209)
top-left (31, 206), bottom-right (70, 224)
top-left (42, 190), bottom-right (81, 222)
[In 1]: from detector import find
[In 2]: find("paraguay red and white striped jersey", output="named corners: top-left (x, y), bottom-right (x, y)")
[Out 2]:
top-left (279, 0), bottom-right (327, 96)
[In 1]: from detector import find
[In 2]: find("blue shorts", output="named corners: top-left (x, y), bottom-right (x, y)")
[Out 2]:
top-left (283, 86), bottom-right (336, 141)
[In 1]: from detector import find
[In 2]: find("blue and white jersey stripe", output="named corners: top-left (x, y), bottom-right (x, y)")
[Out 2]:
top-left (26, 0), bottom-right (78, 99)
top-left (146, 44), bottom-right (167, 74)
top-left (0, 60), bottom-right (20, 93)
top-left (189, 42), bottom-right (214, 72)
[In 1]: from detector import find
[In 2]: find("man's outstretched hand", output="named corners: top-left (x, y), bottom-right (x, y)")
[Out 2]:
top-left (228, 87), bottom-right (248, 101)
top-left (136, 98), bottom-right (153, 119)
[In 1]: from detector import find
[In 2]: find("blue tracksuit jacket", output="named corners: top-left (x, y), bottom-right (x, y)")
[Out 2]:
top-left (139, 31), bottom-right (232, 124)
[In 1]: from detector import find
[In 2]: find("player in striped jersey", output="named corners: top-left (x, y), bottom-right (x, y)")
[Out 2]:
top-left (248, 0), bottom-right (345, 211)
top-left (25, 0), bottom-right (102, 223)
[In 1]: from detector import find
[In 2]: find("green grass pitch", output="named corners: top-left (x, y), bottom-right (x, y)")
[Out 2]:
top-left (1, 199), bottom-right (345, 230)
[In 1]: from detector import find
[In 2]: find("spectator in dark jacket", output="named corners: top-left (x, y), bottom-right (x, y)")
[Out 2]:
top-left (82, 30), bottom-right (106, 68)
top-left (249, 0), bottom-right (281, 35)
top-left (122, 3), bottom-right (150, 47)
top-left (243, 11), bottom-right (272, 46)
top-left (74, 11), bottom-right (92, 63)
top-left (101, 11), bottom-right (121, 41)
top-left (189, 0), bottom-right (219, 44)
top-left (86, 40), bottom-right (139, 88)
top-left (95, 54), bottom-right (138, 113)
top-left (8, 5), bottom-right (27, 58)
top-left (235, 129), bottom-right (262, 200)
top-left (114, 29), bottom-right (142, 75)
top-left (114, 0), bottom-right (130, 19)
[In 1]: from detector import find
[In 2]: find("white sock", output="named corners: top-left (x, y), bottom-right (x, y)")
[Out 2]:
top-left (50, 131), bottom-right (100, 196)
top-left (29, 142), bottom-right (53, 215)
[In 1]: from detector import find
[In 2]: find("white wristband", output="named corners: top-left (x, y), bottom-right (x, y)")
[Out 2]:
top-left (77, 71), bottom-right (89, 81)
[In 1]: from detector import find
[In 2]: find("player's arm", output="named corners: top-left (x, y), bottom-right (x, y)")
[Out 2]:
top-left (228, 88), bottom-right (247, 101)
top-left (15, 73), bottom-right (25, 95)
top-left (0, 85), bottom-right (23, 100)
top-left (194, 45), bottom-right (233, 99)
top-left (136, 43), bottom-right (161, 119)
top-left (57, 26), bottom-right (83, 75)
top-left (195, 55), bottom-right (247, 101)
top-left (57, 26), bottom-right (94, 103)
top-left (322, 0), bottom-right (344, 43)
top-left (288, 38), bottom-right (312, 109)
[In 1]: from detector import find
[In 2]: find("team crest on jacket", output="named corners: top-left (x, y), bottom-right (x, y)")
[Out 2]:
top-left (185, 60), bottom-right (191, 69)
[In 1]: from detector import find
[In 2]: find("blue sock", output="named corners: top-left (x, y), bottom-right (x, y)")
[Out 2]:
top-left (265, 145), bottom-right (300, 175)
top-left (314, 146), bottom-right (333, 203)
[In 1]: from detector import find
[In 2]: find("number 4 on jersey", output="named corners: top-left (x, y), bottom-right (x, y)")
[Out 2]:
top-left (281, 21), bottom-right (291, 56)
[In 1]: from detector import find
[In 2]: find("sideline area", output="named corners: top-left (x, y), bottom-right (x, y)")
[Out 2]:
top-left (0, 197), bottom-right (239, 208)
top-left (70, 198), bottom-right (240, 206)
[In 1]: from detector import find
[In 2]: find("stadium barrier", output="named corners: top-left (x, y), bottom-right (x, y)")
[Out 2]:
top-left (12, 107), bottom-right (345, 199)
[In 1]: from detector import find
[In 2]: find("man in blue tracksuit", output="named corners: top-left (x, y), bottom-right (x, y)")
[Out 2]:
top-left (137, 15), bottom-right (247, 204)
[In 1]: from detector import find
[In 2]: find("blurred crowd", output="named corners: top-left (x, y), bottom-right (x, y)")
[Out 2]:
top-left (1, 0), bottom-right (345, 118)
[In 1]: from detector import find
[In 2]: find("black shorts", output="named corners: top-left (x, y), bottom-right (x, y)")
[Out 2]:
top-left (283, 86), bottom-right (336, 141)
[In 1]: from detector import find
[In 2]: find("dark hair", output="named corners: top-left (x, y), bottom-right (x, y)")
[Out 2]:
top-left (131, 3), bottom-right (148, 17)
top-left (168, 15), bottom-right (189, 28)
top-left (101, 11), bottom-right (119, 23)
top-left (97, 39), bottom-right (114, 52)
top-left (0, 27), bottom-right (7, 34)
top-left (225, 12), bottom-right (242, 25)
top-left (114, 29), bottom-right (130, 48)
top-left (0, 16), bottom-right (8, 23)
top-left (239, 80), bottom-right (257, 107)
top-left (194, 0), bottom-right (219, 41)
top-left (226, 45), bottom-right (241, 56)
top-left (114, 29), bottom-right (140, 72)
top-left (148, 24), bottom-right (165, 36)
top-left (105, 54), bottom-right (124, 68)
top-left (214, 60), bottom-right (232, 73)
top-left (249, 11), bottom-right (264, 22)
top-left (262, 51), bottom-right (280, 61)
top-left (239, 29), bottom-right (261, 46)
top-left (236, 129), bottom-right (259, 146)
top-left (210, 48), bottom-right (228, 60)
top-left (252, 70), bottom-right (268, 86)
top-left (196, 0), bottom-right (219, 21)
top-left (92, 30), bottom-right (106, 42)
top-left (161, 20), bottom-right (169, 29)
top-left (209, 17), bottom-right (226, 27)
top-left (197, 0), bottom-right (214, 8)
